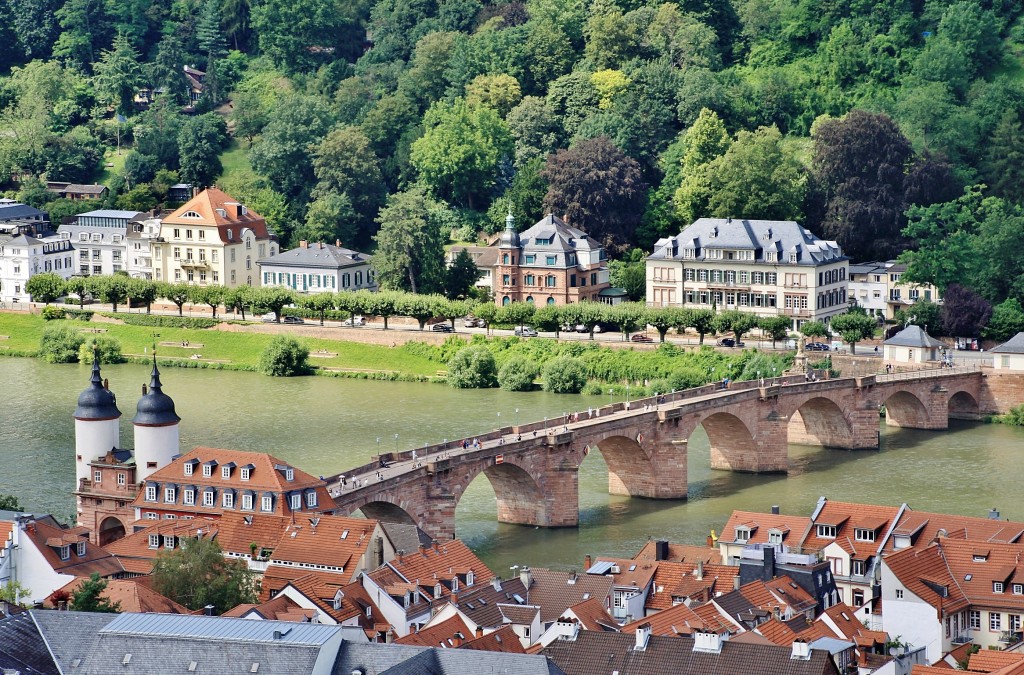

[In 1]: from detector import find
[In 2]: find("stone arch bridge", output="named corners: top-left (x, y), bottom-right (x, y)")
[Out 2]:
top-left (328, 368), bottom-right (984, 540)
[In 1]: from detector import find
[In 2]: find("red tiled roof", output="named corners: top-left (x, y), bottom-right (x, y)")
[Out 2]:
top-left (632, 541), bottom-right (722, 564)
top-left (887, 509), bottom-right (1024, 553)
top-left (561, 598), bottom-right (617, 632)
top-left (49, 577), bottom-right (188, 614)
top-left (526, 568), bottom-right (613, 624)
top-left (720, 510), bottom-right (812, 546)
top-left (689, 601), bottom-right (736, 633)
top-left (821, 602), bottom-right (887, 645)
top-left (460, 624), bottom-right (526, 654)
top-left (645, 561), bottom-right (737, 611)
top-left (968, 651), bottom-right (1024, 673)
top-left (388, 540), bottom-right (492, 594)
top-left (103, 518), bottom-right (219, 575)
top-left (396, 614), bottom-right (473, 648)
top-left (213, 513), bottom-right (290, 556)
top-left (755, 617), bottom-right (798, 645)
top-left (592, 557), bottom-right (658, 592)
top-left (804, 500), bottom-right (900, 560)
top-left (25, 520), bottom-right (123, 578)
top-left (163, 188), bottom-right (272, 243)
top-left (269, 516), bottom-right (379, 576)
top-left (622, 602), bottom-right (704, 636)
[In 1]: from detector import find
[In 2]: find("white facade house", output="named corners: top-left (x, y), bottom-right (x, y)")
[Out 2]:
top-left (58, 210), bottom-right (142, 277)
top-left (126, 215), bottom-right (162, 280)
top-left (647, 218), bottom-right (848, 330)
top-left (883, 325), bottom-right (944, 364)
top-left (848, 262), bottom-right (889, 318)
top-left (0, 234), bottom-right (76, 302)
top-left (257, 241), bottom-right (376, 294)
top-left (990, 333), bottom-right (1024, 370)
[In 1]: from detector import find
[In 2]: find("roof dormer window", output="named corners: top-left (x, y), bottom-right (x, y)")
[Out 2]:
top-left (77, 541), bottom-right (86, 557)
top-left (816, 525), bottom-right (836, 539)
top-left (735, 526), bottom-right (750, 542)
top-left (994, 582), bottom-right (1004, 593)
top-left (182, 211), bottom-right (202, 219)
top-left (854, 528), bottom-right (876, 542)
top-left (148, 534), bottom-right (160, 549)
top-left (768, 530), bottom-right (783, 545)
top-left (221, 465), bottom-right (231, 479)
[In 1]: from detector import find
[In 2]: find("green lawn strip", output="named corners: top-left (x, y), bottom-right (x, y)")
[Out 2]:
top-left (217, 140), bottom-right (255, 184)
top-left (0, 313), bottom-right (440, 377)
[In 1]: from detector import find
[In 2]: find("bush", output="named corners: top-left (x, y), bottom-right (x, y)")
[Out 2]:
top-left (78, 336), bottom-right (124, 364)
top-left (110, 314), bottom-right (218, 329)
top-left (41, 306), bottom-right (65, 321)
top-left (498, 356), bottom-right (539, 391)
top-left (39, 326), bottom-right (86, 363)
top-left (542, 357), bottom-right (587, 393)
top-left (258, 336), bottom-right (310, 376)
top-left (64, 309), bottom-right (94, 321)
top-left (446, 346), bottom-right (498, 388)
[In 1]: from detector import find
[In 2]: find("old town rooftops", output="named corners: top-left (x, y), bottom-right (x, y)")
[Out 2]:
top-left (387, 539), bottom-right (492, 592)
top-left (887, 508), bottom-right (1024, 552)
top-left (649, 218), bottom-right (845, 266)
top-left (162, 187), bottom-right (273, 243)
top-left (721, 510), bottom-right (812, 545)
top-left (803, 499), bottom-right (901, 560)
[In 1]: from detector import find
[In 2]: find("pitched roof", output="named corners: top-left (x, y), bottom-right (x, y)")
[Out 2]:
top-left (803, 500), bottom-right (900, 561)
top-left (720, 510), bottom-right (812, 546)
top-left (820, 603), bottom-right (887, 646)
top-left (527, 568), bottom-right (613, 624)
top-left (645, 561), bottom-right (738, 611)
top-left (884, 325), bottom-right (944, 348)
top-left (257, 242), bottom-right (371, 269)
top-left (588, 558), bottom-right (658, 592)
top-left (621, 601), bottom-right (705, 636)
top-left (103, 518), bottom-right (220, 575)
top-left (649, 218), bottom-right (845, 267)
top-left (541, 630), bottom-right (839, 675)
top-left (23, 520), bottom-right (123, 579)
top-left (162, 188), bottom-right (272, 242)
top-left (498, 602), bottom-right (541, 625)
top-left (443, 577), bottom-right (529, 629)
top-left (991, 333), bottom-right (1024, 354)
top-left (0, 611), bottom-right (118, 675)
top-left (62, 184), bottom-right (109, 195)
top-left (968, 650), bottom-right (1024, 672)
top-left (388, 540), bottom-right (492, 593)
top-left (632, 541), bottom-right (722, 565)
top-left (49, 578), bottom-right (189, 614)
top-left (887, 510), bottom-right (1024, 552)
top-left (460, 624), bottom-right (527, 654)
top-left (396, 613), bottom-right (473, 648)
top-left (269, 515), bottom-right (379, 573)
top-left (560, 598), bottom-right (618, 632)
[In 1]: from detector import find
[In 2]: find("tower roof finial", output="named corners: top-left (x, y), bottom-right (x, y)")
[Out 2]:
top-left (74, 347), bottom-right (121, 420)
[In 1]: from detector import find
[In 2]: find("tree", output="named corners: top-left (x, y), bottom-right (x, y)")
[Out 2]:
top-left (78, 336), bottom-right (123, 364)
top-left (158, 282), bottom-right (192, 316)
top-left (311, 127), bottom-right (386, 235)
top-left (759, 316), bottom-right (791, 348)
top-left (196, 0), bottom-right (228, 102)
top-left (178, 114), bottom-right (226, 188)
top-left (250, 287), bottom-right (295, 322)
top-left (497, 301), bottom-right (537, 331)
top-left (498, 356), bottom-right (539, 391)
top-left (0, 493), bottom-right (24, 511)
top-left (298, 194), bottom-right (358, 247)
top-left (224, 286), bottom-right (254, 320)
top-left (474, 302), bottom-right (498, 335)
top-left (986, 299), bottom-right (1024, 342)
top-left (465, 73), bottom-right (523, 117)
top-left (608, 249), bottom-right (646, 302)
top-left (151, 536), bottom-right (257, 613)
top-left (982, 113), bottom-right (1024, 202)
top-left (810, 110), bottom-right (914, 261)
top-left (395, 293), bottom-right (442, 330)
top-left (447, 346), bottom-right (498, 388)
top-left (297, 292), bottom-right (335, 326)
top-left (96, 275), bottom-right (129, 312)
top-left (116, 185), bottom-right (157, 212)
top-left (252, 0), bottom-right (362, 73)
top-left (372, 188), bottom-right (446, 295)
top-left (941, 284), bottom-right (991, 338)
top-left (92, 33), bottom-right (143, 115)
top-left (506, 96), bottom-right (562, 166)
top-left (706, 126), bottom-right (806, 221)
top-left (686, 309), bottom-right (715, 344)
top-left (800, 321), bottom-right (829, 340)
top-left (25, 273), bottom-right (65, 304)
top-left (609, 301), bottom-right (646, 340)
top-left (249, 96), bottom-right (336, 203)
top-left (126, 277), bottom-right (157, 313)
top-left (714, 310), bottom-right (760, 343)
top-left (829, 311), bottom-right (876, 353)
top-left (190, 285), bottom-right (226, 318)
top-left (410, 98), bottom-right (514, 210)
top-left (70, 573), bottom-right (121, 612)
top-left (542, 136), bottom-right (647, 248)
top-left (258, 335), bottom-right (310, 376)
top-left (65, 277), bottom-right (88, 308)
top-left (53, 0), bottom-right (111, 71)
top-left (542, 356), bottom-right (587, 393)
top-left (39, 326), bottom-right (85, 363)
top-left (0, 580), bottom-right (31, 607)
top-left (645, 306), bottom-right (686, 342)
top-left (149, 34), bottom-right (191, 105)
top-left (673, 108), bottom-right (732, 224)
top-left (445, 249), bottom-right (482, 300)
top-left (122, 151), bottom-right (155, 190)
top-left (895, 300), bottom-right (942, 335)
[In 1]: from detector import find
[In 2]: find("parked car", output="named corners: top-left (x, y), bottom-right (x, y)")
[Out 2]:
top-left (282, 315), bottom-right (305, 325)
top-left (716, 338), bottom-right (745, 347)
top-left (261, 313), bottom-right (277, 323)
top-left (630, 334), bottom-right (654, 343)
top-left (341, 316), bottom-right (366, 327)
top-left (514, 326), bottom-right (538, 337)
top-left (575, 324), bottom-right (603, 333)
top-left (806, 342), bottom-right (830, 351)
top-left (431, 323), bottom-right (454, 332)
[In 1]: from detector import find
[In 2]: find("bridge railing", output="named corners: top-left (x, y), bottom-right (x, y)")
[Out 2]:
top-left (874, 364), bottom-right (979, 383)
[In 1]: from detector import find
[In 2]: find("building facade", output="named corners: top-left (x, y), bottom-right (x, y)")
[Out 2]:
top-left (493, 213), bottom-right (610, 306)
top-left (126, 215), bottom-right (162, 280)
top-left (257, 240), bottom-right (376, 294)
top-left (152, 188), bottom-right (277, 288)
top-left (58, 210), bottom-right (142, 277)
top-left (848, 260), bottom-right (942, 320)
top-left (0, 234), bottom-right (76, 302)
top-left (646, 218), bottom-right (848, 330)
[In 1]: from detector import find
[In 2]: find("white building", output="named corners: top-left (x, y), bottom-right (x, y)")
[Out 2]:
top-left (883, 325), bottom-right (943, 364)
top-left (647, 218), bottom-right (848, 330)
top-left (257, 240), bottom-right (376, 294)
top-left (0, 234), bottom-right (76, 302)
top-left (58, 210), bottom-right (142, 277)
top-left (849, 260), bottom-right (942, 320)
top-left (990, 333), bottom-right (1024, 370)
top-left (126, 214), bottom-right (162, 280)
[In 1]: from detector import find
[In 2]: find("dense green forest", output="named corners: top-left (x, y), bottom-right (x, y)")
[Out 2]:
top-left (2, 0), bottom-right (1024, 333)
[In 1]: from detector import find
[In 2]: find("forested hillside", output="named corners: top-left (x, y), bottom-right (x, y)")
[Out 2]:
top-left (2, 0), bottom-right (1024, 318)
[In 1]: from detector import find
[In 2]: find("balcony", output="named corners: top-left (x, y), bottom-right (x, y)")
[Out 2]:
top-left (180, 259), bottom-right (209, 269)
top-left (781, 307), bottom-right (811, 318)
top-left (706, 280), bottom-right (750, 291)
top-left (76, 479), bottom-right (139, 498)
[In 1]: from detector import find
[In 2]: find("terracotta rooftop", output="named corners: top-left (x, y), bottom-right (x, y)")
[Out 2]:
top-left (621, 601), bottom-right (705, 636)
top-left (388, 540), bottom-right (492, 595)
top-left (820, 602), bottom-right (887, 646)
top-left (560, 598), bottom-right (618, 632)
top-left (498, 603), bottom-right (541, 625)
top-left (803, 499), bottom-right (901, 560)
top-left (689, 601), bottom-right (738, 633)
top-left (461, 624), bottom-right (526, 654)
top-left (212, 513), bottom-right (290, 557)
top-left (162, 187), bottom-right (272, 243)
top-left (720, 510), bottom-right (812, 546)
top-left (968, 650), bottom-right (1024, 672)
top-left (49, 577), bottom-right (188, 614)
top-left (269, 515), bottom-right (379, 577)
top-left (632, 541), bottom-right (722, 564)
top-left (526, 568), bottom-right (613, 624)
top-left (886, 509), bottom-right (1024, 553)
top-left (646, 561), bottom-right (738, 611)
top-left (396, 613), bottom-right (474, 648)
top-left (103, 518), bottom-right (219, 575)
top-left (589, 558), bottom-right (658, 592)
top-left (24, 520), bottom-right (123, 578)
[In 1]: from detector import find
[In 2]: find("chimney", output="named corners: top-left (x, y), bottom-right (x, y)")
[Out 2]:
top-left (634, 623), bottom-right (651, 651)
top-left (491, 577), bottom-right (502, 592)
top-left (655, 540), bottom-right (669, 561)
top-left (696, 560), bottom-right (704, 580)
top-left (204, 604), bottom-right (215, 616)
top-left (450, 592), bottom-right (458, 605)
top-left (397, 549), bottom-right (404, 563)
top-left (584, 554), bottom-right (592, 570)
top-left (733, 575), bottom-right (740, 591)
top-left (706, 534), bottom-right (714, 548)
top-left (318, 242), bottom-right (324, 249)
top-left (791, 639), bottom-right (811, 660)
top-left (336, 239), bottom-right (341, 247)
top-left (520, 567), bottom-right (532, 590)
top-left (764, 546), bottom-right (776, 581)
top-left (989, 508), bottom-right (1001, 520)
top-left (476, 626), bottom-right (484, 638)
top-left (771, 505), bottom-right (780, 515)
top-left (692, 630), bottom-right (722, 653)
top-left (300, 240), bottom-right (308, 249)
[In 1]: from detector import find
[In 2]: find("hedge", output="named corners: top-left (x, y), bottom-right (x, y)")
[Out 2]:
top-left (102, 314), bottom-right (218, 329)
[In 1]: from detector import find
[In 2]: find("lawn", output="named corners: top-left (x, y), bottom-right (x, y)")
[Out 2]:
top-left (217, 140), bottom-right (256, 185)
top-left (97, 146), bottom-right (129, 185)
top-left (0, 313), bottom-right (441, 378)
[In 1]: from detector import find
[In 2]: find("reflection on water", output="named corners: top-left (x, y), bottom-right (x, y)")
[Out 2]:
top-left (1, 357), bottom-right (1022, 573)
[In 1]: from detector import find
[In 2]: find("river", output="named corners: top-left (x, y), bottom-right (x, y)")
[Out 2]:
top-left (2, 356), bottom-right (1022, 574)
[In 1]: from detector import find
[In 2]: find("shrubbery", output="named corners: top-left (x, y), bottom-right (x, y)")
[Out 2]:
top-left (39, 326), bottom-right (85, 363)
top-left (446, 346), bottom-right (498, 388)
top-left (64, 309), bottom-right (94, 321)
top-left (498, 356), bottom-right (539, 391)
top-left (78, 337), bottom-right (124, 364)
top-left (41, 306), bottom-right (65, 321)
top-left (258, 336), bottom-right (310, 376)
top-left (542, 357), bottom-right (588, 394)
top-left (109, 314), bottom-right (217, 329)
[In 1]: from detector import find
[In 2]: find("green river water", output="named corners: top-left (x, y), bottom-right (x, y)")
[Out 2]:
top-left (2, 357), bottom-right (1021, 573)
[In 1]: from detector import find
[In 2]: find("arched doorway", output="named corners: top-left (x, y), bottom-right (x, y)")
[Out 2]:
top-left (98, 516), bottom-right (126, 546)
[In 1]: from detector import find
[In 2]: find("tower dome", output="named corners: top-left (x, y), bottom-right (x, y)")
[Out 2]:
top-left (132, 357), bottom-right (180, 426)
top-left (74, 353), bottom-right (121, 420)
top-left (498, 210), bottom-right (520, 249)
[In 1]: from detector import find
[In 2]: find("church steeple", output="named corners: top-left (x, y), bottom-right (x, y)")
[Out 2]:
top-left (499, 209), bottom-right (520, 249)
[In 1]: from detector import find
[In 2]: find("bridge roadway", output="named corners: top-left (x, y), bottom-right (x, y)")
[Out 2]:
top-left (326, 366), bottom-right (984, 540)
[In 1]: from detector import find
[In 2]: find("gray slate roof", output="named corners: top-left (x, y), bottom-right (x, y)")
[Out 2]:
top-left (379, 522), bottom-right (434, 557)
top-left (884, 325), bottom-right (944, 348)
top-left (257, 243), bottom-right (371, 270)
top-left (379, 649), bottom-right (566, 675)
top-left (77, 209), bottom-right (141, 219)
top-left (0, 203), bottom-right (46, 221)
top-left (0, 610), bottom-right (119, 675)
top-left (649, 218), bottom-right (845, 266)
top-left (991, 332), bottom-right (1024, 354)
top-left (0, 611), bottom-right (60, 675)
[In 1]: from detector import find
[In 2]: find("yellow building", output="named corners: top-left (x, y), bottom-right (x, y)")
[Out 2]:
top-left (151, 188), bottom-right (278, 287)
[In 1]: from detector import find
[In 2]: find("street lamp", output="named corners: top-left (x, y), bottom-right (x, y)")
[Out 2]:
top-left (375, 437), bottom-right (380, 462)
top-left (515, 408), bottom-right (520, 428)
top-left (496, 411), bottom-right (501, 431)
top-left (626, 383), bottom-right (631, 408)
top-left (608, 388), bottom-right (613, 407)
top-left (393, 433), bottom-right (399, 454)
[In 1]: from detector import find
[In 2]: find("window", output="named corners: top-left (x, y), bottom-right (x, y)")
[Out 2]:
top-left (199, 230), bottom-right (205, 240)
top-left (1014, 584), bottom-right (1023, 595)
top-left (145, 485), bottom-right (157, 501)
top-left (991, 612), bottom-right (1002, 631)
top-left (202, 490), bottom-right (214, 507)
top-left (735, 526), bottom-right (750, 542)
top-left (994, 582), bottom-right (1004, 593)
top-left (768, 530), bottom-right (783, 545)
top-left (164, 536), bottom-right (175, 549)
top-left (852, 560), bottom-right (865, 576)
top-left (223, 492), bottom-right (234, 508)
top-left (174, 247), bottom-right (181, 260)
top-left (241, 494), bottom-right (253, 510)
top-left (1011, 615), bottom-right (1022, 631)
top-left (164, 487), bottom-right (176, 503)
top-left (146, 512), bottom-right (158, 520)
top-left (817, 524), bottom-right (836, 538)
top-left (183, 489), bottom-right (195, 505)
top-left (546, 255), bottom-right (557, 266)
top-left (240, 467), bottom-right (251, 481)
top-left (306, 492), bottom-right (317, 507)
top-left (221, 466), bottom-right (231, 479)
top-left (261, 495), bottom-right (273, 512)
top-left (969, 610), bottom-right (981, 630)
top-left (895, 589), bottom-right (904, 599)
top-left (93, 470), bottom-right (102, 484)
top-left (290, 493), bottom-right (301, 510)
top-left (855, 528), bottom-right (875, 542)
top-left (525, 255), bottom-right (535, 264)
top-left (203, 464), bottom-right (212, 477)
top-left (117, 473), bottom-right (125, 486)
top-left (148, 534), bottom-right (160, 549)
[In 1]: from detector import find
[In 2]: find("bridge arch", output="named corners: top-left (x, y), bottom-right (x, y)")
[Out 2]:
top-left (882, 389), bottom-right (931, 428)
top-left (691, 411), bottom-right (761, 473)
top-left (948, 390), bottom-right (981, 420)
top-left (586, 433), bottom-right (657, 497)
top-left (455, 459), bottom-right (550, 527)
top-left (784, 395), bottom-right (855, 448)
top-left (355, 499), bottom-right (419, 527)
